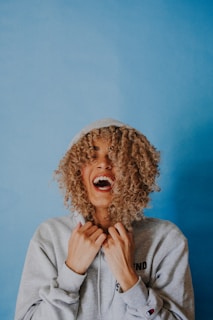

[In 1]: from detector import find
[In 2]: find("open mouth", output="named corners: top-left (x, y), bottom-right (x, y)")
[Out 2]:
top-left (93, 176), bottom-right (114, 191)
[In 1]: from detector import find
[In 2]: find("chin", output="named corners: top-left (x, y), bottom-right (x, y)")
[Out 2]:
top-left (92, 200), bottom-right (111, 211)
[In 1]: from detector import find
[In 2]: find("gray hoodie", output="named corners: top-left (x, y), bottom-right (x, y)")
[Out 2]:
top-left (15, 119), bottom-right (194, 320)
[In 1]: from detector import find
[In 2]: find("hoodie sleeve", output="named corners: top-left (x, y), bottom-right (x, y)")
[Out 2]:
top-left (15, 231), bottom-right (86, 320)
top-left (119, 226), bottom-right (194, 320)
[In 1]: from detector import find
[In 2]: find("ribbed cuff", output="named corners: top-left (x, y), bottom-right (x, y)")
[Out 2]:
top-left (57, 262), bottom-right (87, 293)
top-left (120, 277), bottom-right (148, 307)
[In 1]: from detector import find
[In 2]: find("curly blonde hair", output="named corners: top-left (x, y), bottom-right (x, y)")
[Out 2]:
top-left (55, 125), bottom-right (160, 229)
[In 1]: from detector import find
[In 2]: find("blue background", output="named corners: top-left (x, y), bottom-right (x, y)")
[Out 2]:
top-left (0, 1), bottom-right (213, 319)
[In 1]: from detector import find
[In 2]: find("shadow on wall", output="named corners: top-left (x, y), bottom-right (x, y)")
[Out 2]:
top-left (174, 120), bottom-right (213, 320)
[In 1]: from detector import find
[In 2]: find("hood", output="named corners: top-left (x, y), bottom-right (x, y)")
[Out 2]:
top-left (68, 118), bottom-right (131, 150)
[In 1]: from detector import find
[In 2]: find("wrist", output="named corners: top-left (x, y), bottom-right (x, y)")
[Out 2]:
top-left (65, 260), bottom-right (86, 275)
top-left (117, 268), bottom-right (139, 292)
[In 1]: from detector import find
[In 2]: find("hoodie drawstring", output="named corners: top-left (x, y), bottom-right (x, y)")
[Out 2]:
top-left (97, 250), bottom-right (102, 319)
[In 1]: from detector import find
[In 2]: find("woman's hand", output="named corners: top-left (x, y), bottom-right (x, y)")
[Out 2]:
top-left (103, 222), bottom-right (139, 292)
top-left (66, 221), bottom-right (107, 275)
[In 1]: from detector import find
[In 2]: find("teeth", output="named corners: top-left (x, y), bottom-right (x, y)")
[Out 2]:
top-left (93, 176), bottom-right (114, 186)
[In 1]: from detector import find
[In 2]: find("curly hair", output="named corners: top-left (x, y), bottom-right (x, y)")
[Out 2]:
top-left (54, 125), bottom-right (160, 229)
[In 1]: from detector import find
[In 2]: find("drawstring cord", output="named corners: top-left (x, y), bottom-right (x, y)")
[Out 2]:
top-left (97, 250), bottom-right (101, 319)
top-left (97, 249), bottom-right (117, 319)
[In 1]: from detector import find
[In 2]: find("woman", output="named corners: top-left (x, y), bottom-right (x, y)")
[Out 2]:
top-left (15, 118), bottom-right (194, 319)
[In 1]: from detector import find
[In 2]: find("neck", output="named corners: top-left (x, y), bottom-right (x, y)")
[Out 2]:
top-left (93, 208), bottom-right (112, 231)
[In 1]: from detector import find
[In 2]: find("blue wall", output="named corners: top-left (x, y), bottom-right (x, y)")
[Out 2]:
top-left (0, 1), bottom-right (213, 319)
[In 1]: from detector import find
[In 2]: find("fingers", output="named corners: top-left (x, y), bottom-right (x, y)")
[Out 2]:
top-left (90, 227), bottom-right (105, 240)
top-left (86, 225), bottom-right (100, 237)
top-left (81, 222), bottom-right (105, 239)
top-left (74, 221), bottom-right (131, 248)
top-left (108, 222), bottom-right (130, 240)
top-left (74, 221), bottom-right (106, 246)
top-left (95, 233), bottom-right (107, 246)
top-left (73, 221), bottom-right (91, 234)
top-left (74, 221), bottom-right (98, 236)
top-left (114, 222), bottom-right (127, 237)
top-left (79, 221), bottom-right (94, 233)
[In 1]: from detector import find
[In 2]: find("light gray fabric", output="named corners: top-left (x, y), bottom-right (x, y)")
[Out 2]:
top-left (15, 215), bottom-right (194, 320)
top-left (67, 118), bottom-right (130, 149)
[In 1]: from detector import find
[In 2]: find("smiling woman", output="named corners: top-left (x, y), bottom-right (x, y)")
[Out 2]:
top-left (15, 118), bottom-right (194, 320)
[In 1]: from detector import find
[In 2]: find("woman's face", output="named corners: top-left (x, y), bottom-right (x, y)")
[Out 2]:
top-left (81, 138), bottom-right (116, 212)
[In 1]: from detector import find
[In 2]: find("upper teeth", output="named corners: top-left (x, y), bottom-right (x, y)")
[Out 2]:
top-left (93, 176), bottom-right (114, 185)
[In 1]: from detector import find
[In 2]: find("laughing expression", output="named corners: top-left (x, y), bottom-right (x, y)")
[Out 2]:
top-left (81, 139), bottom-right (115, 212)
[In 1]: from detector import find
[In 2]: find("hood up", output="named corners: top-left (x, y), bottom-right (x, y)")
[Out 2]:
top-left (68, 118), bottom-right (131, 151)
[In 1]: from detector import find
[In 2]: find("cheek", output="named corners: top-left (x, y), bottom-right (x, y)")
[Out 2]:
top-left (81, 165), bottom-right (91, 188)
top-left (81, 169), bottom-right (86, 188)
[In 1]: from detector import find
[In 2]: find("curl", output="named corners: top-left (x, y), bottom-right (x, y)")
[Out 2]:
top-left (54, 126), bottom-right (160, 229)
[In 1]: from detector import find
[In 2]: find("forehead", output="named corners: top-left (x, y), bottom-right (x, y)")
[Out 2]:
top-left (92, 138), bottom-right (110, 150)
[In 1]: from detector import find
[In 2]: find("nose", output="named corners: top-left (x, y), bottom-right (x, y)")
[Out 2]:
top-left (97, 155), bottom-right (112, 170)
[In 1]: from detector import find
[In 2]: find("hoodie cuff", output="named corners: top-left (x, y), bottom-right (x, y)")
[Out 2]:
top-left (120, 277), bottom-right (148, 306)
top-left (57, 262), bottom-right (87, 293)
